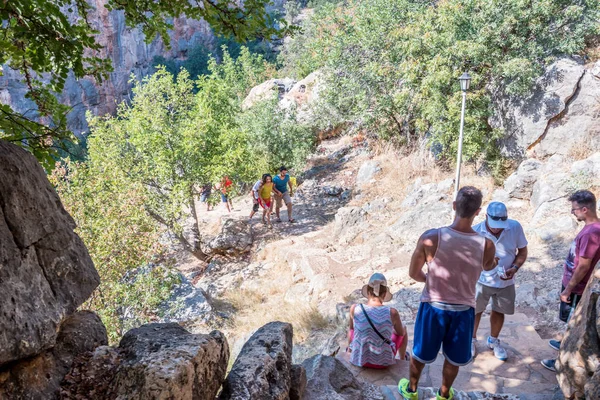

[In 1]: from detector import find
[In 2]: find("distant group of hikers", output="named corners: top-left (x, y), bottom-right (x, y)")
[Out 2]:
top-left (199, 176), bottom-right (234, 212)
top-left (198, 166), bottom-right (296, 227)
top-left (248, 166), bottom-right (296, 227)
top-left (346, 187), bottom-right (600, 400)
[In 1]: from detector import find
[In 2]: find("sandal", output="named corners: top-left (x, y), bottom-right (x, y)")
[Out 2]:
top-left (275, 217), bottom-right (282, 223)
top-left (289, 218), bottom-right (296, 223)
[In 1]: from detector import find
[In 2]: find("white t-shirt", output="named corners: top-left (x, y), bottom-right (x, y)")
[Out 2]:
top-left (473, 219), bottom-right (528, 288)
top-left (252, 180), bottom-right (261, 199)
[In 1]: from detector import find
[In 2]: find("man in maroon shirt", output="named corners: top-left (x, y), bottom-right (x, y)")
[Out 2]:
top-left (542, 190), bottom-right (600, 372)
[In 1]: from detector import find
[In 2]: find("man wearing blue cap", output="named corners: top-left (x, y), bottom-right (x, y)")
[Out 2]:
top-left (472, 202), bottom-right (528, 361)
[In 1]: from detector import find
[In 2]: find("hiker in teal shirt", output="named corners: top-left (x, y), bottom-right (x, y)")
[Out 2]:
top-left (273, 166), bottom-right (295, 223)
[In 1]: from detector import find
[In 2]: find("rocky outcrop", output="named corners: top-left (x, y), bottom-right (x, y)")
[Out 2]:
top-left (219, 321), bottom-right (294, 400)
top-left (503, 158), bottom-right (542, 200)
top-left (159, 273), bottom-right (213, 324)
top-left (242, 78), bottom-right (297, 109)
top-left (290, 364), bottom-right (307, 400)
top-left (556, 265), bottom-right (600, 399)
top-left (207, 219), bottom-right (254, 256)
top-left (301, 355), bottom-right (382, 400)
top-left (356, 160), bottom-right (381, 185)
top-left (333, 206), bottom-right (367, 244)
top-left (491, 57), bottom-right (600, 158)
top-left (0, 311), bottom-right (107, 399)
top-left (242, 71), bottom-right (323, 125)
top-left (0, 0), bottom-right (213, 135)
top-left (0, 140), bottom-right (99, 365)
top-left (62, 323), bottom-right (229, 399)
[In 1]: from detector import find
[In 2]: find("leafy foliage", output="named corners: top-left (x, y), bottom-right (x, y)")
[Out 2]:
top-left (49, 160), bottom-right (177, 343)
top-left (282, 0), bottom-right (600, 161)
top-left (84, 48), bottom-right (279, 258)
top-left (240, 93), bottom-right (315, 172)
top-left (0, 0), bottom-right (290, 167)
top-left (153, 36), bottom-right (276, 79)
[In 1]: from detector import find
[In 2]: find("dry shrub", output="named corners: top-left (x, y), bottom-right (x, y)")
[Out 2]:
top-left (362, 137), bottom-right (497, 205)
top-left (567, 136), bottom-right (596, 161)
top-left (221, 262), bottom-right (333, 344)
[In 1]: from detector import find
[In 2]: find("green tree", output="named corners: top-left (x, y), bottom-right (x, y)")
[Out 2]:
top-left (86, 50), bottom-right (269, 259)
top-left (282, 0), bottom-right (600, 161)
top-left (49, 160), bottom-right (178, 343)
top-left (240, 93), bottom-right (315, 172)
top-left (0, 0), bottom-right (289, 168)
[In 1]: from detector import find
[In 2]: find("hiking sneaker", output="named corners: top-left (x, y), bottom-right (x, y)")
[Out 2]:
top-left (436, 387), bottom-right (455, 400)
top-left (471, 338), bottom-right (477, 358)
top-left (398, 378), bottom-right (418, 400)
top-left (541, 359), bottom-right (557, 372)
top-left (487, 336), bottom-right (508, 361)
top-left (548, 339), bottom-right (561, 351)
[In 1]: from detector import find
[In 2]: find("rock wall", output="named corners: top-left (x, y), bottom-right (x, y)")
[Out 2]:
top-left (0, 141), bottom-right (100, 365)
top-left (491, 58), bottom-right (600, 158)
top-left (556, 265), bottom-right (600, 399)
top-left (61, 324), bottom-right (230, 399)
top-left (0, 0), bottom-right (213, 135)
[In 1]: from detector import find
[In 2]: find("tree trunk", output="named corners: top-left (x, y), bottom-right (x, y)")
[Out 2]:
top-left (187, 188), bottom-right (208, 261)
top-left (145, 205), bottom-right (208, 262)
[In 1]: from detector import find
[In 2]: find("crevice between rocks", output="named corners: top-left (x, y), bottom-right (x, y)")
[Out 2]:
top-left (0, 196), bottom-right (21, 251)
top-left (527, 69), bottom-right (586, 152)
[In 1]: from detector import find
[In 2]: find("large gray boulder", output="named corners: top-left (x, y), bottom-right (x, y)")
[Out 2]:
top-left (113, 324), bottom-right (228, 399)
top-left (207, 219), bottom-right (253, 256)
top-left (356, 160), bottom-right (381, 186)
top-left (503, 158), bottom-right (542, 200)
top-left (490, 58), bottom-right (587, 157)
top-left (61, 323), bottom-right (229, 400)
top-left (0, 141), bottom-right (99, 365)
top-left (0, 311), bottom-right (107, 399)
top-left (333, 206), bottom-right (367, 244)
top-left (556, 266), bottom-right (600, 399)
top-left (219, 321), bottom-right (294, 400)
top-left (301, 355), bottom-right (382, 400)
top-left (242, 78), bottom-right (297, 109)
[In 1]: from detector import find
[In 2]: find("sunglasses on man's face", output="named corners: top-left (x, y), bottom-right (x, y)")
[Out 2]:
top-left (488, 214), bottom-right (507, 221)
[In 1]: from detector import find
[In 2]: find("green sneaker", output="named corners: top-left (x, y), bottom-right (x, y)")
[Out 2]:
top-left (398, 378), bottom-right (418, 400)
top-left (436, 387), bottom-right (455, 400)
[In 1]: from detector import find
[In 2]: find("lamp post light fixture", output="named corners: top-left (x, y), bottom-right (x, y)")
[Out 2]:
top-left (453, 72), bottom-right (471, 202)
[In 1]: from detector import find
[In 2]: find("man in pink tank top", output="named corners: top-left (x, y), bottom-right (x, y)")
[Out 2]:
top-left (398, 186), bottom-right (497, 400)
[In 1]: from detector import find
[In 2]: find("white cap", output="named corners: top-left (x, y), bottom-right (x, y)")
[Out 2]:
top-left (486, 202), bottom-right (508, 229)
top-left (361, 273), bottom-right (393, 302)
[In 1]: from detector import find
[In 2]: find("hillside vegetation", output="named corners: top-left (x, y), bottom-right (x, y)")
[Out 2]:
top-left (48, 0), bottom-right (600, 341)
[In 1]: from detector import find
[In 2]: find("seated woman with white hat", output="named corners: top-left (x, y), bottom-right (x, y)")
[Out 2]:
top-left (348, 273), bottom-right (408, 368)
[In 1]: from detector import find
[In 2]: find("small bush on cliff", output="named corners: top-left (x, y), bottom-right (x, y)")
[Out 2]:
top-left (282, 0), bottom-right (600, 162)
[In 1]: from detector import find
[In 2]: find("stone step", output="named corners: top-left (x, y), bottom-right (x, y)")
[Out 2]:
top-left (337, 313), bottom-right (562, 399)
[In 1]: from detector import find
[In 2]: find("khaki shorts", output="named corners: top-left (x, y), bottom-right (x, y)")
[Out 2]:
top-left (475, 283), bottom-right (515, 315)
top-left (275, 192), bottom-right (292, 209)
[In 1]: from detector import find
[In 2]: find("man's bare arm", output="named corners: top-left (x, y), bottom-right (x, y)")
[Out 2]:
top-left (514, 246), bottom-right (528, 267)
top-left (409, 230), bottom-right (436, 283)
top-left (482, 238), bottom-right (497, 271)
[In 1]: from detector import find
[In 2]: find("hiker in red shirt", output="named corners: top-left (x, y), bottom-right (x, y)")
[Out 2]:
top-left (216, 176), bottom-right (233, 213)
top-left (541, 190), bottom-right (600, 372)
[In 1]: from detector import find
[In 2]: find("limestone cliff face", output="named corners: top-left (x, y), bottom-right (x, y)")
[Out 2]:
top-left (0, 0), bottom-right (213, 135)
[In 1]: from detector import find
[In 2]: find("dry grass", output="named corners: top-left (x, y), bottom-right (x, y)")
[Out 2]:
top-left (221, 262), bottom-right (334, 346)
top-left (360, 138), bottom-right (496, 205)
top-left (567, 136), bottom-right (597, 161)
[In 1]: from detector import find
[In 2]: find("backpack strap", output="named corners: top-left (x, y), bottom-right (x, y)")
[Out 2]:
top-left (359, 304), bottom-right (392, 345)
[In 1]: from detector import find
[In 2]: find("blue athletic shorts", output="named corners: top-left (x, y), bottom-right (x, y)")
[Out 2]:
top-left (412, 302), bottom-right (475, 366)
